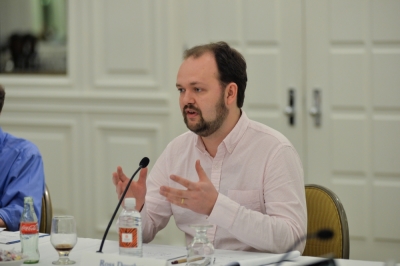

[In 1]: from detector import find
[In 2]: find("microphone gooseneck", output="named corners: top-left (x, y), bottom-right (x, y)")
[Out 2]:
top-left (315, 229), bottom-right (334, 240)
top-left (275, 229), bottom-right (334, 266)
top-left (97, 157), bottom-right (150, 253)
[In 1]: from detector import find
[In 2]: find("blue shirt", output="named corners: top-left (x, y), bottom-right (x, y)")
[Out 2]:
top-left (0, 127), bottom-right (45, 231)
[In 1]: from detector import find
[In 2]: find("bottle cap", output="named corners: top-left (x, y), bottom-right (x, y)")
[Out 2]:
top-left (24, 196), bottom-right (33, 203)
top-left (124, 198), bottom-right (136, 208)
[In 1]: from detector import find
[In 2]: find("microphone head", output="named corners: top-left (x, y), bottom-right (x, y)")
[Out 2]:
top-left (316, 229), bottom-right (334, 240)
top-left (139, 157), bottom-right (150, 168)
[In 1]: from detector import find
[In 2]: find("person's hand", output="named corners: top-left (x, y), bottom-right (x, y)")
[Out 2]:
top-left (112, 166), bottom-right (148, 211)
top-left (0, 218), bottom-right (6, 228)
top-left (159, 160), bottom-right (218, 215)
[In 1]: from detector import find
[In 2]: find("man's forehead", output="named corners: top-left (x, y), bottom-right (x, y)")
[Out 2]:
top-left (189, 51), bottom-right (215, 62)
top-left (178, 54), bottom-right (218, 78)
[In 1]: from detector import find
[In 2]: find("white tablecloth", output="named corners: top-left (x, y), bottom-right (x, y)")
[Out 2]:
top-left (0, 236), bottom-right (393, 266)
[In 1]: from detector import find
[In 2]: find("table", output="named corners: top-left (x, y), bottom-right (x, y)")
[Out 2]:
top-left (0, 237), bottom-right (394, 266)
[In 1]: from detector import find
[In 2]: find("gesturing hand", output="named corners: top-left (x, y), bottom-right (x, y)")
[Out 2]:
top-left (112, 166), bottom-right (148, 211)
top-left (159, 160), bottom-right (218, 215)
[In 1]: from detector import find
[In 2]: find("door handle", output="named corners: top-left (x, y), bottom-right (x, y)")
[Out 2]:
top-left (309, 89), bottom-right (321, 126)
top-left (284, 88), bottom-right (295, 126)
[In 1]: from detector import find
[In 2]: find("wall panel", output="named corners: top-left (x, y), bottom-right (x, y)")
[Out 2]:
top-left (1, 115), bottom-right (80, 217)
top-left (92, 0), bottom-right (167, 90)
top-left (92, 118), bottom-right (164, 238)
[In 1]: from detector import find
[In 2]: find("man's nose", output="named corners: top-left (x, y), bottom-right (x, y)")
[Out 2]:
top-left (181, 90), bottom-right (195, 105)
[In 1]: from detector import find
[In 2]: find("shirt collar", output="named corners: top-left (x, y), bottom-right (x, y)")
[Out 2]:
top-left (194, 110), bottom-right (250, 154)
top-left (222, 110), bottom-right (249, 154)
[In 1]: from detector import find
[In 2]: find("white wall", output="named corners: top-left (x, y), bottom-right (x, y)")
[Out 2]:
top-left (0, 0), bottom-right (186, 246)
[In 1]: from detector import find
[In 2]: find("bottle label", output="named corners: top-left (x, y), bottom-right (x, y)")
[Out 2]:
top-left (20, 222), bottom-right (38, 234)
top-left (119, 227), bottom-right (138, 248)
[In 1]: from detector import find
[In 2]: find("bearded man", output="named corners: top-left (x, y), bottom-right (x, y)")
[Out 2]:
top-left (112, 42), bottom-right (307, 253)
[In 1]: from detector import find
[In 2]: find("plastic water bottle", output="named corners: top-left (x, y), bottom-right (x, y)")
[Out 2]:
top-left (118, 197), bottom-right (142, 257)
top-left (20, 196), bottom-right (40, 264)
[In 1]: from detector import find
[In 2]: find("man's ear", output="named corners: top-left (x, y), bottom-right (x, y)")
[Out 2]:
top-left (225, 82), bottom-right (238, 106)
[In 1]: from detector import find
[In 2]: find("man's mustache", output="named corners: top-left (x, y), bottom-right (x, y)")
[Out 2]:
top-left (183, 104), bottom-right (201, 113)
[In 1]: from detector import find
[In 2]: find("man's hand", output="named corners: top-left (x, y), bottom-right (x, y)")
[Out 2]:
top-left (112, 166), bottom-right (148, 211)
top-left (159, 160), bottom-right (218, 215)
top-left (0, 218), bottom-right (6, 229)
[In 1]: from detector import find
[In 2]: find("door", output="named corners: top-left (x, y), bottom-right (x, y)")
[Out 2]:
top-left (181, 0), bottom-right (304, 158)
top-left (306, 0), bottom-right (400, 261)
top-left (175, 0), bottom-right (400, 261)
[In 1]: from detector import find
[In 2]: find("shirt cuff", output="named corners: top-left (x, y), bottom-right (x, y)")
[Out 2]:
top-left (207, 193), bottom-right (240, 229)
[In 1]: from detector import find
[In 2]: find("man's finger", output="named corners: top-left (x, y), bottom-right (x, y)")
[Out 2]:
top-left (116, 166), bottom-right (129, 182)
top-left (170, 175), bottom-right (194, 189)
top-left (160, 186), bottom-right (187, 198)
top-left (195, 160), bottom-right (208, 182)
top-left (116, 182), bottom-right (125, 198)
top-left (137, 167), bottom-right (148, 185)
top-left (113, 166), bottom-right (126, 185)
top-left (112, 172), bottom-right (119, 186)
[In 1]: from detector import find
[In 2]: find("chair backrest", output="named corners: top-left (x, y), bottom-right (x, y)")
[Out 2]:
top-left (303, 184), bottom-right (349, 259)
top-left (39, 184), bottom-right (53, 234)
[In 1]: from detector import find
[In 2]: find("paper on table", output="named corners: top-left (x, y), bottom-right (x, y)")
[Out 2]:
top-left (224, 250), bottom-right (300, 266)
top-left (0, 231), bottom-right (49, 244)
top-left (141, 244), bottom-right (300, 266)
top-left (0, 231), bottom-right (21, 244)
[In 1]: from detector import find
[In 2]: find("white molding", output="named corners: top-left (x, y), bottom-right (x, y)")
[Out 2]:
top-left (3, 92), bottom-right (170, 114)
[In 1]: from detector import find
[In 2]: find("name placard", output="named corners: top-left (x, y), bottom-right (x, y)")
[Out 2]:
top-left (80, 251), bottom-right (168, 266)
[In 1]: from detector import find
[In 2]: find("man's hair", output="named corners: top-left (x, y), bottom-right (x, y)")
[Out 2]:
top-left (0, 85), bottom-right (5, 113)
top-left (183, 42), bottom-right (247, 108)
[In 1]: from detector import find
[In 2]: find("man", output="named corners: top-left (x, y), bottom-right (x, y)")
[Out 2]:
top-left (112, 42), bottom-right (307, 253)
top-left (0, 85), bottom-right (45, 231)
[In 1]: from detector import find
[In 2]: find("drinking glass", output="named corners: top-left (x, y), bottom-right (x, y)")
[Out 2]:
top-left (187, 224), bottom-right (214, 266)
top-left (50, 216), bottom-right (77, 265)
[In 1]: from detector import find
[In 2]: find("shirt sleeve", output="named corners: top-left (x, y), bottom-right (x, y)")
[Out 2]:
top-left (0, 149), bottom-right (45, 231)
top-left (140, 150), bottom-right (173, 243)
top-left (207, 146), bottom-right (307, 253)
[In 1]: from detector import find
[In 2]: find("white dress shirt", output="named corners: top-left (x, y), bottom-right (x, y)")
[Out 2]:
top-left (141, 111), bottom-right (307, 253)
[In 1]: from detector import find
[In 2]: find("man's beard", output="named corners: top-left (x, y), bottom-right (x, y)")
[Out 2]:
top-left (183, 93), bottom-right (229, 137)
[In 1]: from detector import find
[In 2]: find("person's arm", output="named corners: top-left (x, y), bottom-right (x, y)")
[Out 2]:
top-left (140, 153), bottom-right (174, 243)
top-left (0, 150), bottom-right (45, 231)
top-left (207, 146), bottom-right (307, 253)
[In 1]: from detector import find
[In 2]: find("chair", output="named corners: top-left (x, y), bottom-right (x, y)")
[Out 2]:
top-left (303, 184), bottom-right (349, 259)
top-left (39, 184), bottom-right (53, 234)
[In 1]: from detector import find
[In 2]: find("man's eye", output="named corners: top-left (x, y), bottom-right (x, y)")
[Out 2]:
top-left (177, 88), bottom-right (185, 93)
top-left (195, 88), bottom-right (202, 92)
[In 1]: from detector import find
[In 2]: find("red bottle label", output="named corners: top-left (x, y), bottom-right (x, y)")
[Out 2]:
top-left (119, 227), bottom-right (138, 248)
top-left (20, 222), bottom-right (38, 234)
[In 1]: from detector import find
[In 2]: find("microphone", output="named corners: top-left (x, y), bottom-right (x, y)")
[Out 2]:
top-left (97, 157), bottom-right (150, 253)
top-left (275, 229), bottom-right (334, 266)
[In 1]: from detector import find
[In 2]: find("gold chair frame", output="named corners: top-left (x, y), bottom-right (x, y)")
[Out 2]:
top-left (39, 184), bottom-right (53, 234)
top-left (303, 184), bottom-right (350, 259)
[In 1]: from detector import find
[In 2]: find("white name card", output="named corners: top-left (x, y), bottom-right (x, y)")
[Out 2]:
top-left (80, 251), bottom-right (168, 266)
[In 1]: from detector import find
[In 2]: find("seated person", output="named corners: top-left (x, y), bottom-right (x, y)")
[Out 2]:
top-left (112, 42), bottom-right (307, 253)
top-left (0, 85), bottom-right (45, 231)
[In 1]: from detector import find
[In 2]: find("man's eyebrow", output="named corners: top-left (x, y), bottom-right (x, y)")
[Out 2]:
top-left (176, 81), bottom-right (203, 88)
